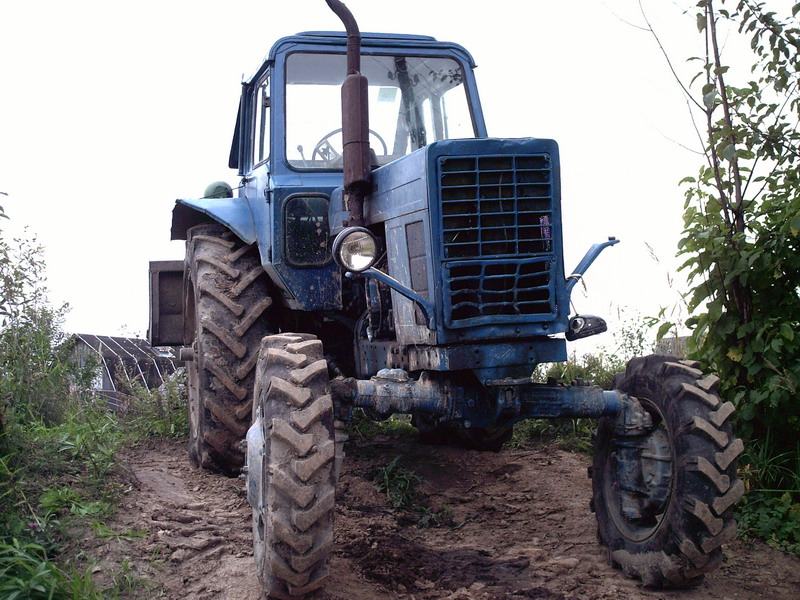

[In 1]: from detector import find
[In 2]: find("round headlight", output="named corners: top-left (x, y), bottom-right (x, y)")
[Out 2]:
top-left (332, 227), bottom-right (378, 272)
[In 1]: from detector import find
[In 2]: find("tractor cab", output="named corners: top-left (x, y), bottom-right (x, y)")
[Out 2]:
top-left (231, 31), bottom-right (487, 177)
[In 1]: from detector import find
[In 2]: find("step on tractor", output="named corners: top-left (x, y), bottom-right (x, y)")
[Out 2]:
top-left (148, 1), bottom-right (744, 597)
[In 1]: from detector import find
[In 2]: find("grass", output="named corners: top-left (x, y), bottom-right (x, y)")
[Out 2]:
top-left (0, 540), bottom-right (102, 600)
top-left (346, 410), bottom-right (417, 441)
top-left (736, 436), bottom-right (800, 556)
top-left (0, 375), bottom-right (189, 598)
top-left (375, 456), bottom-right (451, 528)
top-left (118, 372), bottom-right (189, 441)
top-left (508, 418), bottom-right (595, 453)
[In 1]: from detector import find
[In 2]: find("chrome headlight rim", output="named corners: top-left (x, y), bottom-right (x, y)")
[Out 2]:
top-left (332, 226), bottom-right (379, 272)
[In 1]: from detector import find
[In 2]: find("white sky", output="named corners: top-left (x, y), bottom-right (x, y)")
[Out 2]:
top-left (0, 0), bottom-right (772, 346)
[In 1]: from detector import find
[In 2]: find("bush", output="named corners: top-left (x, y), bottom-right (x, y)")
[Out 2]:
top-left (117, 371), bottom-right (189, 440)
top-left (736, 436), bottom-right (800, 556)
top-left (0, 211), bottom-right (153, 596)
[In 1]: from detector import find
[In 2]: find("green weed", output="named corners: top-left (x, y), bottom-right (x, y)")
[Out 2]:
top-left (104, 557), bottom-right (157, 597)
top-left (736, 435), bottom-right (800, 556)
top-left (120, 373), bottom-right (189, 440)
top-left (347, 410), bottom-right (417, 441)
top-left (509, 418), bottom-right (594, 453)
top-left (376, 456), bottom-right (422, 510)
top-left (0, 539), bottom-right (102, 599)
top-left (90, 522), bottom-right (147, 542)
top-left (375, 456), bottom-right (450, 528)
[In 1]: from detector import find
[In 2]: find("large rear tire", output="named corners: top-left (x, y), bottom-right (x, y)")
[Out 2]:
top-left (592, 356), bottom-right (744, 588)
top-left (185, 223), bottom-right (272, 475)
top-left (250, 334), bottom-right (339, 600)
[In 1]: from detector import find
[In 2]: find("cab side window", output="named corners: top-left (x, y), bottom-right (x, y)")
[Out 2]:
top-left (253, 76), bottom-right (270, 166)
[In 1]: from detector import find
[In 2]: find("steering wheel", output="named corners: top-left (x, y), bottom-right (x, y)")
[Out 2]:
top-left (311, 128), bottom-right (389, 166)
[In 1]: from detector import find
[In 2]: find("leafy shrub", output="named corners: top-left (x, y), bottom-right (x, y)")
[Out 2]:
top-left (649, 1), bottom-right (800, 553)
top-left (736, 436), bottom-right (800, 556)
top-left (119, 371), bottom-right (189, 440)
top-left (0, 211), bottom-right (145, 596)
top-left (668, 1), bottom-right (800, 444)
top-left (738, 493), bottom-right (800, 556)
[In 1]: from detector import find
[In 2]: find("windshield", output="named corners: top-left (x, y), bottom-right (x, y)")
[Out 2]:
top-left (286, 52), bottom-right (475, 170)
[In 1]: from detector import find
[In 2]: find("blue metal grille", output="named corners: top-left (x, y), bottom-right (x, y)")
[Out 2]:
top-left (439, 155), bottom-right (553, 259)
top-left (438, 154), bottom-right (556, 327)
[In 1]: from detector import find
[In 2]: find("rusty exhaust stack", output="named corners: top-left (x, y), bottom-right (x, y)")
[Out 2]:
top-left (325, 0), bottom-right (371, 227)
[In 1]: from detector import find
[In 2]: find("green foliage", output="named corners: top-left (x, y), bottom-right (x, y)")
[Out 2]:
top-left (0, 539), bottom-right (102, 600)
top-left (539, 352), bottom-right (623, 390)
top-left (90, 522), bottom-right (147, 542)
top-left (0, 245), bottom-right (95, 427)
top-left (0, 402), bottom-right (126, 598)
top-left (375, 456), bottom-right (450, 527)
top-left (668, 0), bottom-right (800, 553)
top-left (736, 436), bottom-right (800, 556)
top-left (509, 417), bottom-right (595, 453)
top-left (0, 213), bottom-right (178, 598)
top-left (737, 493), bottom-right (800, 555)
top-left (676, 0), bottom-right (800, 442)
top-left (119, 374), bottom-right (189, 440)
top-left (376, 456), bottom-right (423, 510)
top-left (517, 314), bottom-right (654, 451)
top-left (346, 410), bottom-right (417, 441)
top-left (539, 311), bottom-right (655, 389)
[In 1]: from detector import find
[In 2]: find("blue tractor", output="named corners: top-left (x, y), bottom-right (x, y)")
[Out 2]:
top-left (148, 1), bottom-right (743, 598)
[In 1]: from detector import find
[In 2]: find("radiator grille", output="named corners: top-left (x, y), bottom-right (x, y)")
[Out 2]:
top-left (438, 154), bottom-right (556, 327)
top-left (440, 155), bottom-right (553, 259)
top-left (445, 259), bottom-right (555, 324)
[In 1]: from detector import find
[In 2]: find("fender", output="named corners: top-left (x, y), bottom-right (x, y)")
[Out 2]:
top-left (170, 197), bottom-right (257, 244)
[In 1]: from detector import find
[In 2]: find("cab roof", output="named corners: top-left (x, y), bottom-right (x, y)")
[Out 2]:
top-left (262, 30), bottom-right (477, 69)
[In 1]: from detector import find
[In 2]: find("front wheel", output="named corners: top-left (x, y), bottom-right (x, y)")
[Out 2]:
top-left (592, 356), bottom-right (744, 588)
top-left (249, 334), bottom-right (340, 600)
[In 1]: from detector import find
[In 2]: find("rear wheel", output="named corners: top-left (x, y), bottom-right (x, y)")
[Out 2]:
top-left (250, 334), bottom-right (340, 599)
top-left (185, 223), bottom-right (272, 475)
top-left (592, 356), bottom-right (744, 588)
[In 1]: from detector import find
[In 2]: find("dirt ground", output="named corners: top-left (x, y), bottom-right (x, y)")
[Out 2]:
top-left (89, 435), bottom-right (800, 600)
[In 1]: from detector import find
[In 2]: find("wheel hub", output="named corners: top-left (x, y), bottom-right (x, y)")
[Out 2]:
top-left (609, 396), bottom-right (674, 539)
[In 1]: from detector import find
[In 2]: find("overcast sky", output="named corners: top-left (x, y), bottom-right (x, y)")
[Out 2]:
top-left (0, 0), bottom-right (768, 347)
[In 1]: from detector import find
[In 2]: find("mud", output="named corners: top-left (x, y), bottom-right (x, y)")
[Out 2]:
top-left (90, 436), bottom-right (800, 600)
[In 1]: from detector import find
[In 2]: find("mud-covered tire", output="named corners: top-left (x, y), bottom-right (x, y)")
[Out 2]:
top-left (592, 355), bottom-right (744, 588)
top-left (251, 334), bottom-right (338, 600)
top-left (185, 223), bottom-right (272, 475)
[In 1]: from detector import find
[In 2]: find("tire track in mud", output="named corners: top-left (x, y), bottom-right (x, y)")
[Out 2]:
top-left (102, 440), bottom-right (262, 599)
top-left (95, 438), bottom-right (800, 600)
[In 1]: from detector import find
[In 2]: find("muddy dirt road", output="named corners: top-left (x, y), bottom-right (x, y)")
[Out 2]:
top-left (91, 436), bottom-right (800, 600)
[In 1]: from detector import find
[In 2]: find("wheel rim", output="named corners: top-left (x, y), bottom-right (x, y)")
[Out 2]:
top-left (187, 351), bottom-right (202, 444)
top-left (185, 275), bottom-right (202, 452)
top-left (604, 398), bottom-right (674, 542)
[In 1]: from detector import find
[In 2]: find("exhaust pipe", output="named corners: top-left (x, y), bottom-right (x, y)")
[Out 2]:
top-left (325, 0), bottom-right (371, 227)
